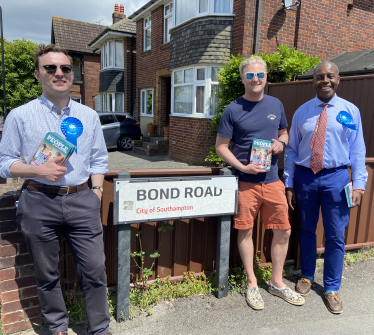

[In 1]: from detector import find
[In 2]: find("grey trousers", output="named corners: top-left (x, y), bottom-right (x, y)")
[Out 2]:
top-left (17, 186), bottom-right (110, 335)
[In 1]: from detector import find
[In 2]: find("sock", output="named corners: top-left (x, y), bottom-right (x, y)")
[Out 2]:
top-left (325, 290), bottom-right (337, 294)
top-left (304, 275), bottom-right (313, 281)
top-left (247, 285), bottom-right (258, 290)
top-left (270, 282), bottom-right (285, 291)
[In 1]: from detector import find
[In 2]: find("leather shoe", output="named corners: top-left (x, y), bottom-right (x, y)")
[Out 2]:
top-left (53, 333), bottom-right (68, 335)
top-left (324, 291), bottom-right (343, 314)
top-left (295, 277), bottom-right (312, 296)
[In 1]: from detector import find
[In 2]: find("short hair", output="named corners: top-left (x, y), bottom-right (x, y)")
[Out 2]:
top-left (34, 44), bottom-right (73, 70)
top-left (239, 56), bottom-right (267, 75)
top-left (313, 61), bottom-right (339, 79)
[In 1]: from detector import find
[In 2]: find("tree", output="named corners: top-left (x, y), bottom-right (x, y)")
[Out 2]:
top-left (205, 45), bottom-right (321, 165)
top-left (0, 38), bottom-right (42, 116)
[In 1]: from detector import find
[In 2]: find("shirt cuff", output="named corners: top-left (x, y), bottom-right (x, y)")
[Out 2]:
top-left (284, 177), bottom-right (294, 188)
top-left (352, 180), bottom-right (366, 191)
top-left (90, 168), bottom-right (108, 176)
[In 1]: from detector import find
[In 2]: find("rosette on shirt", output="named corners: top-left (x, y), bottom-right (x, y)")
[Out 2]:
top-left (336, 111), bottom-right (358, 130)
top-left (61, 117), bottom-right (83, 153)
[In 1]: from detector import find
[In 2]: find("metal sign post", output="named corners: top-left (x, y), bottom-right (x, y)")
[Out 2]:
top-left (113, 168), bottom-right (237, 321)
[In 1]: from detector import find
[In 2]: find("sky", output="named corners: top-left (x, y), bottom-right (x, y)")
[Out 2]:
top-left (1, 0), bottom-right (148, 45)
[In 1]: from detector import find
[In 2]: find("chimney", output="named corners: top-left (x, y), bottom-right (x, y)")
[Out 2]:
top-left (113, 4), bottom-right (126, 24)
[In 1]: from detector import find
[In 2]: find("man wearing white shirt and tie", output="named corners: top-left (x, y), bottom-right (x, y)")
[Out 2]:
top-left (284, 61), bottom-right (368, 314)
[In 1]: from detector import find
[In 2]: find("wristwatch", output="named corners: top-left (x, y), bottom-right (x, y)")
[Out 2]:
top-left (92, 186), bottom-right (104, 192)
top-left (279, 141), bottom-right (286, 150)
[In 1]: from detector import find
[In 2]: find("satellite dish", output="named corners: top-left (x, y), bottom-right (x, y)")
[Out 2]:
top-left (283, 0), bottom-right (300, 9)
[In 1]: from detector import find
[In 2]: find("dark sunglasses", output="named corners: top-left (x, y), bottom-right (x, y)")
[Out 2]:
top-left (245, 72), bottom-right (266, 80)
top-left (41, 64), bottom-right (73, 74)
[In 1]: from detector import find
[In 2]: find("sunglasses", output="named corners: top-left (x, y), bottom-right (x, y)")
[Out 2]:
top-left (41, 64), bottom-right (73, 74)
top-left (245, 72), bottom-right (266, 80)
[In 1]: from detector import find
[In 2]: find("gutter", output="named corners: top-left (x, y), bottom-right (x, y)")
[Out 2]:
top-left (253, 0), bottom-right (262, 55)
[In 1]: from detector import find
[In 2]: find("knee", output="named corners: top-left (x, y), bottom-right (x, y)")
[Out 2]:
top-left (238, 228), bottom-right (253, 241)
top-left (274, 228), bottom-right (291, 243)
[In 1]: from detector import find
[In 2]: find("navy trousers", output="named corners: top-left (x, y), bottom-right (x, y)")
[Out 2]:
top-left (17, 186), bottom-right (110, 335)
top-left (294, 165), bottom-right (350, 291)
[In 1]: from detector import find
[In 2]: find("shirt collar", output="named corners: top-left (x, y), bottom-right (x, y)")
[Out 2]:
top-left (38, 94), bottom-right (72, 116)
top-left (314, 94), bottom-right (338, 107)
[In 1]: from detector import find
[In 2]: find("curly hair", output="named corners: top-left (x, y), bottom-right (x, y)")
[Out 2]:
top-left (34, 44), bottom-right (73, 69)
top-left (239, 56), bottom-right (267, 75)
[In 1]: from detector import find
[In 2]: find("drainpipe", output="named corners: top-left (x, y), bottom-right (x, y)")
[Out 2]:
top-left (253, 0), bottom-right (262, 55)
top-left (130, 36), bottom-right (134, 117)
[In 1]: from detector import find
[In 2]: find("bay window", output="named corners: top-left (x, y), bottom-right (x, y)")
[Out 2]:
top-left (101, 92), bottom-right (124, 112)
top-left (101, 40), bottom-right (124, 69)
top-left (175, 0), bottom-right (232, 26)
top-left (172, 65), bottom-right (222, 117)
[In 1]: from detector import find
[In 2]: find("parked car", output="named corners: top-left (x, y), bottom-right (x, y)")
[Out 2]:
top-left (97, 112), bottom-right (142, 151)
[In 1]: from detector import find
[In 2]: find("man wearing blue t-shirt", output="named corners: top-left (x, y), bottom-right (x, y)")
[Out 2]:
top-left (216, 56), bottom-right (304, 310)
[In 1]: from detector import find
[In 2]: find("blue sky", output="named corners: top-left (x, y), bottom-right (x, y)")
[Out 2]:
top-left (1, 0), bottom-right (148, 44)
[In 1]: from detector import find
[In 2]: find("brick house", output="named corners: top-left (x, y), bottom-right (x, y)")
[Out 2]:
top-left (51, 17), bottom-right (106, 109)
top-left (128, 0), bottom-right (374, 165)
top-left (88, 4), bottom-right (136, 116)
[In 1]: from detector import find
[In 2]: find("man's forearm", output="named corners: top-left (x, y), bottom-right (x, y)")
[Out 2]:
top-left (91, 174), bottom-right (104, 187)
top-left (278, 133), bottom-right (289, 145)
top-left (216, 146), bottom-right (245, 172)
top-left (9, 162), bottom-right (41, 178)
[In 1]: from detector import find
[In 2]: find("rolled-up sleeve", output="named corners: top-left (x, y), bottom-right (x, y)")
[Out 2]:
top-left (0, 113), bottom-right (23, 178)
top-left (89, 116), bottom-right (108, 175)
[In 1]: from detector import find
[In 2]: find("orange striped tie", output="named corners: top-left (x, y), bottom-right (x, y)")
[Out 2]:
top-left (310, 104), bottom-right (329, 174)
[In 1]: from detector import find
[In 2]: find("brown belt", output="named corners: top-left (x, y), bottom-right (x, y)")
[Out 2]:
top-left (24, 180), bottom-right (88, 195)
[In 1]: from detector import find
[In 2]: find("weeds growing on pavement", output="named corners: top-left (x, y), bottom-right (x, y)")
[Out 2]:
top-left (130, 271), bottom-right (216, 315)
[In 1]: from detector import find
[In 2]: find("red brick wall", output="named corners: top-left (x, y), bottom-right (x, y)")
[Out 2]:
top-left (83, 54), bottom-right (101, 109)
top-left (69, 83), bottom-right (82, 104)
top-left (168, 117), bottom-right (216, 166)
top-left (234, 0), bottom-right (374, 60)
top-left (0, 184), bottom-right (42, 334)
top-left (135, 6), bottom-right (170, 122)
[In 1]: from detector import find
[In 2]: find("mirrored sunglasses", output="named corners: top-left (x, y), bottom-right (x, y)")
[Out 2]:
top-left (42, 64), bottom-right (73, 74)
top-left (245, 72), bottom-right (266, 80)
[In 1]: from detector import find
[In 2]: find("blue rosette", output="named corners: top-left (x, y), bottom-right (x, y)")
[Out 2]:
top-left (336, 111), bottom-right (358, 130)
top-left (61, 117), bottom-right (83, 153)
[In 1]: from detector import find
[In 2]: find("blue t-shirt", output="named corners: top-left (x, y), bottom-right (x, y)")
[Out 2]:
top-left (217, 95), bottom-right (288, 184)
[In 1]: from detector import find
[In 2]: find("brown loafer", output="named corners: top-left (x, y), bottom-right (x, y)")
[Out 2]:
top-left (295, 277), bottom-right (312, 296)
top-left (324, 291), bottom-right (343, 314)
top-left (53, 332), bottom-right (68, 335)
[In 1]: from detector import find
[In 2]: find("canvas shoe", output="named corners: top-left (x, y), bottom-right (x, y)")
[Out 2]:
top-left (268, 284), bottom-right (305, 306)
top-left (246, 286), bottom-right (264, 310)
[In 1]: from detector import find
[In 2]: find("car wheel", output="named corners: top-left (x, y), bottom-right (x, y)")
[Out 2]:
top-left (118, 135), bottom-right (133, 151)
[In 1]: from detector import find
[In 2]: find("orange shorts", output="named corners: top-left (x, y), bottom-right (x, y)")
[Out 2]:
top-left (234, 180), bottom-right (291, 230)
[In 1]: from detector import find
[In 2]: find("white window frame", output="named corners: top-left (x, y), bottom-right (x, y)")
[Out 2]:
top-left (140, 88), bottom-right (154, 116)
top-left (101, 39), bottom-right (124, 70)
top-left (164, 1), bottom-right (173, 44)
top-left (101, 92), bottom-right (124, 112)
top-left (174, 0), bottom-right (233, 27)
top-left (171, 65), bottom-right (223, 118)
top-left (144, 15), bottom-right (152, 51)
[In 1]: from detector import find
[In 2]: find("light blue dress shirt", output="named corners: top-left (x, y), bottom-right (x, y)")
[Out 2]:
top-left (284, 95), bottom-right (368, 190)
top-left (0, 95), bottom-right (108, 186)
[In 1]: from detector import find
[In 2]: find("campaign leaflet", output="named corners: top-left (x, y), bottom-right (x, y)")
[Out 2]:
top-left (30, 132), bottom-right (76, 167)
top-left (344, 182), bottom-right (353, 208)
top-left (249, 138), bottom-right (272, 172)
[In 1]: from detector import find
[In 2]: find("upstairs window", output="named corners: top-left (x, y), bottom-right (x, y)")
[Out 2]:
top-left (144, 16), bottom-right (151, 51)
top-left (101, 40), bottom-right (124, 69)
top-left (175, 0), bottom-right (232, 26)
top-left (164, 2), bottom-right (173, 43)
top-left (72, 59), bottom-right (82, 82)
